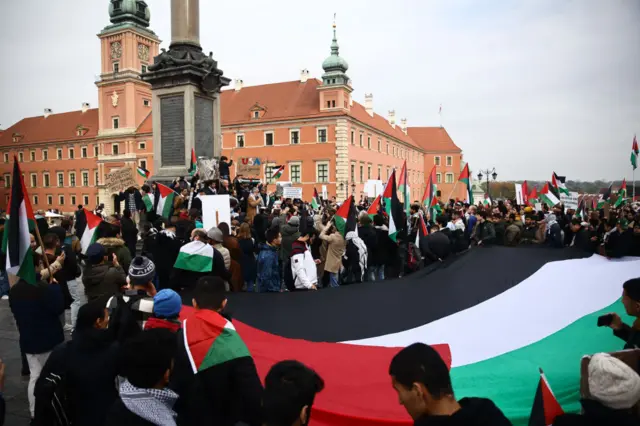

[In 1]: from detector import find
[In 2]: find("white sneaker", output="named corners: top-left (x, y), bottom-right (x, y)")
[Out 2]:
top-left (1, 295), bottom-right (8, 300)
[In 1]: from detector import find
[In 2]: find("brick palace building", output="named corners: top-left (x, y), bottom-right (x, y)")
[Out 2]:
top-left (0, 0), bottom-right (466, 214)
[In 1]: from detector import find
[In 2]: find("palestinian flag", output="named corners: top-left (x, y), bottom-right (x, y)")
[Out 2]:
top-left (311, 188), bottom-right (321, 210)
top-left (271, 165), bottom-right (284, 181)
top-left (528, 368), bottom-right (564, 426)
top-left (1, 159), bottom-right (36, 285)
top-left (415, 214), bottom-right (428, 249)
top-left (183, 309), bottom-right (251, 373)
top-left (522, 180), bottom-right (529, 205)
top-left (79, 209), bottom-right (104, 254)
top-left (528, 186), bottom-right (539, 205)
top-left (540, 183), bottom-right (560, 208)
top-left (142, 192), bottom-right (155, 212)
top-left (482, 194), bottom-right (492, 207)
top-left (614, 179), bottom-right (627, 208)
top-left (155, 183), bottom-right (176, 219)
top-left (422, 165), bottom-right (438, 217)
top-left (334, 195), bottom-right (358, 237)
top-left (137, 166), bottom-right (150, 179)
top-left (174, 240), bottom-right (214, 272)
top-left (220, 247), bottom-right (640, 426)
top-left (189, 148), bottom-right (197, 176)
top-left (458, 164), bottom-right (474, 205)
top-left (398, 160), bottom-right (409, 214)
top-left (383, 170), bottom-right (403, 242)
top-left (367, 195), bottom-right (382, 219)
top-left (551, 173), bottom-right (569, 196)
top-left (575, 198), bottom-right (587, 221)
top-left (631, 135), bottom-right (638, 170)
top-left (596, 184), bottom-right (612, 209)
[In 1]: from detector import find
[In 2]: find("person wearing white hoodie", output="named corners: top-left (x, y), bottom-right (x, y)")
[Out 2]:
top-left (290, 230), bottom-right (319, 290)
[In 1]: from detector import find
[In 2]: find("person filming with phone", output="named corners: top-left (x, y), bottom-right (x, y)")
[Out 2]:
top-left (600, 278), bottom-right (640, 350)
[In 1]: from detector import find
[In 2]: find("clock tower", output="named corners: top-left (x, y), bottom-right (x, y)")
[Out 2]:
top-left (96, 0), bottom-right (160, 136)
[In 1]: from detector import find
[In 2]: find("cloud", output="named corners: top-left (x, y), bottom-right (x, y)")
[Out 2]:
top-left (0, 0), bottom-right (638, 181)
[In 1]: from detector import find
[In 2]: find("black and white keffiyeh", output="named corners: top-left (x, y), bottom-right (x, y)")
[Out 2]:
top-left (120, 379), bottom-right (178, 426)
top-left (345, 231), bottom-right (368, 281)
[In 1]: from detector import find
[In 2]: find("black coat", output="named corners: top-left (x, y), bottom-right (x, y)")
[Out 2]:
top-left (358, 224), bottom-right (378, 267)
top-left (9, 280), bottom-right (65, 354)
top-left (374, 226), bottom-right (396, 267)
top-left (150, 232), bottom-right (183, 291)
top-left (117, 190), bottom-right (144, 212)
top-left (413, 397), bottom-right (512, 426)
top-left (170, 326), bottom-right (263, 426)
top-left (219, 160), bottom-right (233, 177)
top-left (546, 223), bottom-right (564, 248)
top-left (605, 229), bottom-right (633, 258)
top-left (571, 227), bottom-right (596, 253)
top-left (553, 399), bottom-right (638, 426)
top-left (420, 231), bottom-right (452, 262)
top-left (238, 238), bottom-right (257, 282)
top-left (74, 209), bottom-right (87, 239)
top-left (120, 216), bottom-right (138, 257)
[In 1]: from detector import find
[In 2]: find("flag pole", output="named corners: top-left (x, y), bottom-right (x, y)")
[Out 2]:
top-left (33, 220), bottom-right (52, 283)
top-left (446, 181), bottom-right (459, 203)
top-left (633, 167), bottom-right (636, 201)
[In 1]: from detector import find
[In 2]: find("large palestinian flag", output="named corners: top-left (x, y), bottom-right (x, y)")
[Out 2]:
top-left (551, 172), bottom-right (569, 196)
top-left (398, 160), bottom-right (409, 214)
top-left (1, 159), bottom-right (36, 285)
top-left (155, 183), bottom-right (176, 219)
top-left (367, 194), bottom-right (382, 219)
top-left (422, 165), bottom-right (437, 213)
top-left (208, 247), bottom-right (640, 426)
top-left (540, 183), bottom-right (560, 207)
top-left (79, 209), bottom-right (104, 254)
top-left (174, 240), bottom-right (214, 272)
top-left (458, 164), bottom-right (474, 205)
top-left (334, 195), bottom-right (357, 237)
top-left (383, 170), bottom-right (403, 241)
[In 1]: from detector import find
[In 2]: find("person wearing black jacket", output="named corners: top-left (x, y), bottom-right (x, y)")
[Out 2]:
top-left (358, 215), bottom-right (377, 281)
top-left (373, 215), bottom-right (394, 281)
top-left (120, 210), bottom-right (138, 258)
top-left (170, 276), bottom-right (262, 426)
top-left (74, 205), bottom-right (86, 240)
top-left (149, 223), bottom-right (183, 291)
top-left (219, 156), bottom-right (233, 181)
top-left (568, 219), bottom-right (596, 253)
top-left (606, 278), bottom-right (640, 350)
top-left (419, 225), bottom-right (452, 264)
top-left (604, 219), bottom-right (633, 258)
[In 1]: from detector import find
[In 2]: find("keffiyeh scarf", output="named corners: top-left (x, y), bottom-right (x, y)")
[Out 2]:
top-left (119, 379), bottom-right (178, 426)
top-left (345, 231), bottom-right (368, 281)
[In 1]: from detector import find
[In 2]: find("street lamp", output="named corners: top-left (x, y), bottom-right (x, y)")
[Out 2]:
top-left (476, 168), bottom-right (498, 199)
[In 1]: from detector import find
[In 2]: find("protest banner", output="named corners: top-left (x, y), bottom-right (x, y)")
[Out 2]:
top-left (560, 191), bottom-right (579, 210)
top-left (365, 180), bottom-right (383, 198)
top-left (276, 182), bottom-right (291, 197)
top-left (283, 186), bottom-right (303, 199)
top-left (201, 195), bottom-right (231, 229)
top-left (514, 183), bottom-right (524, 205)
top-left (105, 167), bottom-right (137, 194)
top-left (237, 157), bottom-right (262, 177)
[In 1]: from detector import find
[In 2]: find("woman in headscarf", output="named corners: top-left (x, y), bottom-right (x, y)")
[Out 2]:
top-left (544, 214), bottom-right (564, 248)
top-left (342, 231), bottom-right (368, 284)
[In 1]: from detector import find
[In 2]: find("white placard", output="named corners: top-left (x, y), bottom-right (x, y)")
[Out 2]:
top-left (560, 191), bottom-right (579, 210)
top-left (364, 180), bottom-right (384, 198)
top-left (201, 195), bottom-right (232, 230)
top-left (321, 185), bottom-right (328, 199)
top-left (534, 203), bottom-right (543, 211)
top-left (283, 187), bottom-right (303, 199)
top-left (514, 183), bottom-right (523, 205)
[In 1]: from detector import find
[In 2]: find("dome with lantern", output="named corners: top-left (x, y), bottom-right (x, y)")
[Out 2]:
top-left (108, 0), bottom-right (150, 28)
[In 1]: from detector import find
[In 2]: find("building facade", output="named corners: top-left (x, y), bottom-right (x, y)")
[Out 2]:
top-left (0, 1), bottom-right (465, 214)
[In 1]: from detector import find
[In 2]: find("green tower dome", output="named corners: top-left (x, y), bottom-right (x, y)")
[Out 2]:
top-left (322, 23), bottom-right (349, 73)
top-left (108, 0), bottom-right (150, 28)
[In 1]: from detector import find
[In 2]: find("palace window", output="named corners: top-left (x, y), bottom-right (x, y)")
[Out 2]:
top-left (359, 165), bottom-right (364, 183)
top-left (143, 99), bottom-right (150, 107)
top-left (351, 130), bottom-right (355, 145)
top-left (445, 173), bottom-right (454, 184)
top-left (316, 162), bottom-right (329, 183)
top-left (69, 172), bottom-right (76, 187)
top-left (43, 150), bottom-right (48, 161)
top-left (359, 133), bottom-right (363, 147)
top-left (71, 195), bottom-right (76, 206)
top-left (141, 65), bottom-right (148, 74)
top-left (378, 139), bottom-right (381, 151)
top-left (367, 136), bottom-right (371, 150)
top-left (367, 164), bottom-right (371, 180)
top-left (434, 156), bottom-right (441, 166)
top-left (350, 164), bottom-right (355, 182)
top-left (81, 147), bottom-right (87, 158)
top-left (43, 173), bottom-right (50, 187)
top-left (30, 174), bottom-right (37, 187)
top-left (69, 148), bottom-right (74, 159)
top-left (265, 164), bottom-right (277, 184)
top-left (18, 152), bottom-right (23, 162)
top-left (386, 143), bottom-right (389, 155)
top-left (138, 142), bottom-right (146, 150)
top-left (317, 128), bottom-right (327, 143)
top-left (113, 62), bottom-right (120, 74)
top-left (446, 156), bottom-right (452, 166)
top-left (253, 111), bottom-right (260, 119)
top-left (290, 163), bottom-right (301, 183)
top-left (236, 134), bottom-right (245, 148)
top-left (82, 172), bottom-right (89, 186)
top-left (3, 174), bottom-right (10, 188)
top-left (3, 153), bottom-right (7, 163)
top-left (139, 160), bottom-right (147, 170)
top-left (94, 146), bottom-right (99, 156)
top-left (59, 195), bottom-right (65, 206)
top-left (57, 173), bottom-right (64, 187)
top-left (290, 130), bottom-right (300, 145)
top-left (436, 173), bottom-right (442, 184)
top-left (33, 195), bottom-right (38, 205)
top-left (112, 117), bottom-right (120, 129)
top-left (112, 144), bottom-right (119, 155)
top-left (83, 195), bottom-right (89, 206)
top-left (57, 149), bottom-right (62, 159)
top-left (264, 131), bottom-right (274, 146)
top-left (377, 166), bottom-right (381, 180)
top-left (47, 195), bottom-right (52, 206)
top-left (95, 171), bottom-right (99, 185)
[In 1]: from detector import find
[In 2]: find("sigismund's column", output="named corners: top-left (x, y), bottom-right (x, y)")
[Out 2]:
top-left (142, 0), bottom-right (229, 182)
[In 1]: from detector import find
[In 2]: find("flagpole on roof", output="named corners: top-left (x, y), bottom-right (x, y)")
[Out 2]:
top-left (438, 103), bottom-right (443, 128)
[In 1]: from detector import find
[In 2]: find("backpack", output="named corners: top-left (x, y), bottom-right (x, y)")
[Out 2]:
top-left (33, 343), bottom-right (72, 426)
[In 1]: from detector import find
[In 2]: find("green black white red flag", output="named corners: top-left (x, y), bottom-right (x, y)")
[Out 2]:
top-left (614, 179), bottom-right (627, 208)
top-left (422, 165), bottom-right (438, 217)
top-left (79, 208), bottom-right (104, 254)
top-left (597, 184), bottom-right (612, 209)
top-left (383, 170), bottom-right (403, 242)
top-left (398, 160), bottom-right (409, 214)
top-left (1, 158), bottom-right (36, 285)
top-left (528, 368), bottom-right (564, 426)
top-left (551, 173), bottom-right (569, 196)
top-left (334, 195), bottom-right (358, 237)
top-left (189, 148), bottom-right (197, 176)
top-left (367, 195), bottom-right (382, 220)
top-left (540, 183), bottom-right (560, 208)
top-left (458, 164), bottom-right (474, 205)
top-left (528, 186), bottom-right (539, 205)
top-left (311, 187), bottom-right (321, 210)
top-left (631, 135), bottom-right (638, 170)
top-left (155, 183), bottom-right (176, 219)
top-left (137, 166), bottom-right (150, 179)
top-left (271, 165), bottom-right (285, 181)
top-left (415, 214), bottom-right (428, 249)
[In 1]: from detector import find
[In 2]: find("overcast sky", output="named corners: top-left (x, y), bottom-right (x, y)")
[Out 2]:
top-left (1, 0), bottom-right (638, 181)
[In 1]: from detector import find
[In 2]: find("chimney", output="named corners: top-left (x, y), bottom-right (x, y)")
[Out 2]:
top-left (364, 93), bottom-right (374, 117)
top-left (81, 102), bottom-right (90, 113)
top-left (234, 79), bottom-right (243, 91)
top-left (388, 110), bottom-right (396, 128)
top-left (300, 69), bottom-right (310, 83)
top-left (44, 108), bottom-right (52, 118)
top-left (400, 118), bottom-right (407, 134)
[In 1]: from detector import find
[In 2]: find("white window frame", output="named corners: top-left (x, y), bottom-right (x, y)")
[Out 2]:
top-left (112, 143), bottom-right (119, 155)
top-left (378, 139), bottom-right (381, 152)
top-left (47, 195), bottom-right (53, 206)
top-left (113, 61), bottom-right (120, 73)
top-left (33, 195), bottom-right (39, 205)
top-left (253, 111), bottom-right (260, 119)
top-left (3, 153), bottom-right (8, 163)
top-left (445, 173), bottom-right (454, 184)
top-left (69, 148), bottom-right (75, 159)
top-left (235, 133), bottom-right (245, 148)
top-left (264, 131), bottom-right (274, 146)
top-left (434, 156), bottom-right (441, 166)
top-left (59, 195), bottom-right (65, 206)
top-left (139, 159), bottom-right (147, 170)
top-left (377, 165), bottom-right (381, 180)
top-left (359, 133), bottom-right (363, 147)
top-left (30, 173), bottom-right (37, 188)
top-left (57, 148), bottom-right (63, 160)
top-left (112, 116), bottom-right (120, 129)
top-left (81, 146), bottom-right (87, 158)
top-left (264, 162), bottom-right (276, 184)
top-left (436, 173), bottom-right (442, 184)
top-left (289, 162), bottom-right (302, 183)
top-left (350, 163), bottom-right (355, 182)
top-left (141, 64), bottom-right (148, 74)
top-left (367, 164), bottom-right (372, 180)
top-left (138, 142), bottom-right (146, 150)
top-left (350, 130), bottom-right (355, 145)
top-left (446, 156), bottom-right (452, 166)
top-left (359, 164), bottom-right (364, 183)
top-left (316, 161), bottom-right (329, 183)
top-left (56, 172), bottom-right (64, 187)
top-left (367, 136), bottom-right (371, 150)
top-left (69, 172), bottom-right (76, 187)
top-left (95, 170), bottom-right (99, 186)
top-left (386, 143), bottom-right (389, 154)
top-left (43, 173), bottom-right (50, 187)
top-left (70, 195), bottom-right (76, 206)
top-left (290, 129), bottom-right (300, 145)
top-left (316, 127), bottom-right (328, 143)
top-left (3, 174), bottom-right (10, 188)
top-left (82, 171), bottom-right (89, 187)
top-left (18, 152), bottom-right (23, 162)
top-left (83, 195), bottom-right (89, 206)
top-left (143, 99), bottom-right (150, 107)
top-left (42, 149), bottom-right (48, 161)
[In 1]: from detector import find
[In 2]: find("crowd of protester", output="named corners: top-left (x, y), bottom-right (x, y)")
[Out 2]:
top-left (1, 172), bottom-right (640, 425)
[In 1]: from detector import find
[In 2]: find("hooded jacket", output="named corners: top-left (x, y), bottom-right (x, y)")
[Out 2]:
top-left (279, 222), bottom-right (300, 262)
top-left (290, 240), bottom-right (317, 290)
top-left (82, 263), bottom-right (127, 301)
top-left (413, 397), bottom-right (512, 426)
top-left (97, 237), bottom-right (133, 272)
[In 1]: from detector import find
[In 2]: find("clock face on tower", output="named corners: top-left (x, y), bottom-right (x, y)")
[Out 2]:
top-left (110, 41), bottom-right (122, 59)
top-left (138, 44), bottom-right (149, 62)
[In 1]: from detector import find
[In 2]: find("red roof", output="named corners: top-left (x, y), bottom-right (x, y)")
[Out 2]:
top-left (137, 112), bottom-right (152, 134)
top-left (348, 101), bottom-right (419, 148)
top-left (407, 127), bottom-right (461, 153)
top-left (0, 109), bottom-right (99, 147)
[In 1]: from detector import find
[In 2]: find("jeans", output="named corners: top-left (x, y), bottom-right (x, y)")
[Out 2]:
top-left (67, 278), bottom-right (87, 329)
top-left (368, 265), bottom-right (385, 282)
top-left (0, 270), bottom-right (9, 297)
top-left (329, 272), bottom-right (340, 288)
top-left (246, 280), bottom-right (256, 292)
top-left (27, 351), bottom-right (51, 417)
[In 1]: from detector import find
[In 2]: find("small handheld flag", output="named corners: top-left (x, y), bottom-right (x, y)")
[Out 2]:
top-left (137, 166), bottom-right (150, 179)
top-left (270, 165), bottom-right (285, 181)
top-left (311, 188), bottom-right (321, 210)
top-left (528, 368), bottom-right (564, 426)
top-left (458, 164), bottom-right (474, 205)
top-left (189, 148), bottom-right (197, 176)
top-left (614, 179), bottom-right (627, 208)
top-left (631, 135), bottom-right (638, 170)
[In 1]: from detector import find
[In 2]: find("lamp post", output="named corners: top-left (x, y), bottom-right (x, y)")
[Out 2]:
top-left (476, 168), bottom-right (498, 199)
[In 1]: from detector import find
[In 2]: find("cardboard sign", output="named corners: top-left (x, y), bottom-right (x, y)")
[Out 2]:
top-left (283, 186), bottom-right (303, 199)
top-left (364, 180), bottom-right (384, 198)
top-left (237, 157), bottom-right (262, 177)
top-left (514, 183), bottom-right (524, 205)
top-left (560, 191), bottom-right (579, 210)
top-left (201, 195), bottom-right (232, 230)
top-left (105, 168), bottom-right (137, 194)
top-left (534, 203), bottom-right (543, 211)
